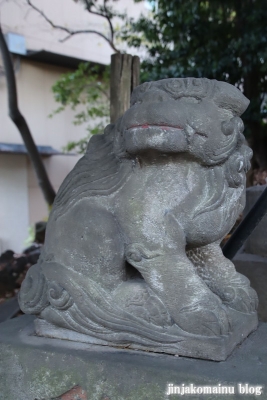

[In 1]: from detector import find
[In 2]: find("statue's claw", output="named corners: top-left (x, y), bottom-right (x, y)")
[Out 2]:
top-left (223, 286), bottom-right (258, 313)
top-left (177, 297), bottom-right (230, 337)
top-left (212, 273), bottom-right (258, 313)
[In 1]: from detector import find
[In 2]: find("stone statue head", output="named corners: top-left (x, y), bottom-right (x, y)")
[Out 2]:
top-left (118, 78), bottom-right (250, 166)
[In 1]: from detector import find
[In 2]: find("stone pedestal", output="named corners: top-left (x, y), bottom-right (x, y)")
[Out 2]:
top-left (232, 185), bottom-right (267, 323)
top-left (233, 253), bottom-right (267, 322)
top-left (243, 185), bottom-right (267, 257)
top-left (0, 315), bottom-right (266, 400)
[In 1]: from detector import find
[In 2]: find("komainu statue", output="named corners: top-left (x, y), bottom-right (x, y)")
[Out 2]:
top-left (19, 78), bottom-right (258, 361)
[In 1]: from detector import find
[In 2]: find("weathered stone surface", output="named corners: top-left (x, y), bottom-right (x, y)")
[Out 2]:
top-left (0, 316), bottom-right (266, 400)
top-left (19, 78), bottom-right (258, 360)
top-left (233, 252), bottom-right (267, 322)
top-left (232, 185), bottom-right (267, 322)
top-left (243, 184), bottom-right (267, 257)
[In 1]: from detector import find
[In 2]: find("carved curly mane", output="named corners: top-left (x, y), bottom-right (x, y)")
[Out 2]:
top-left (52, 125), bottom-right (130, 219)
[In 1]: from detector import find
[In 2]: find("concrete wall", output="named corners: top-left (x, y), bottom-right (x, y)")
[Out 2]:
top-left (0, 60), bottom-right (84, 251)
top-left (0, 60), bottom-right (88, 146)
top-left (0, 155), bottom-right (29, 252)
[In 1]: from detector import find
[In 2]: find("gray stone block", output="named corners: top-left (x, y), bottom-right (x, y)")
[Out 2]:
top-left (231, 186), bottom-right (267, 323)
top-left (0, 315), bottom-right (266, 400)
top-left (233, 253), bottom-right (267, 322)
top-left (244, 184), bottom-right (267, 257)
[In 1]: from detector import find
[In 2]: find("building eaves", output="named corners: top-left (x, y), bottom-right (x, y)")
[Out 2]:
top-left (0, 142), bottom-right (74, 157)
top-left (12, 49), bottom-right (106, 71)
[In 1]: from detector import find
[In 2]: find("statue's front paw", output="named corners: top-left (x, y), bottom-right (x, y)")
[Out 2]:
top-left (222, 285), bottom-right (258, 313)
top-left (177, 298), bottom-right (230, 337)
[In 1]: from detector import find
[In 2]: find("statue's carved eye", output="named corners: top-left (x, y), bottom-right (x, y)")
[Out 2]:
top-left (179, 97), bottom-right (201, 104)
top-left (130, 98), bottom-right (142, 106)
top-left (192, 78), bottom-right (202, 87)
top-left (131, 89), bottom-right (171, 106)
top-left (164, 79), bottom-right (183, 96)
top-left (164, 78), bottom-right (205, 100)
top-left (170, 80), bottom-right (183, 89)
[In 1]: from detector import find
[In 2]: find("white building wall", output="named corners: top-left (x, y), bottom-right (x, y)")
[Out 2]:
top-left (1, 0), bottom-right (146, 65)
top-left (0, 154), bottom-right (29, 252)
top-left (0, 60), bottom-right (89, 147)
top-left (0, 60), bottom-right (84, 251)
top-left (0, 0), bottom-right (147, 252)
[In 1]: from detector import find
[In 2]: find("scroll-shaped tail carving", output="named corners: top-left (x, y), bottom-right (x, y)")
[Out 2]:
top-left (19, 264), bottom-right (48, 314)
top-left (23, 262), bottom-right (188, 352)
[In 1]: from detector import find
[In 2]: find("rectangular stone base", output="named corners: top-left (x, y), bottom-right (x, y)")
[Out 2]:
top-left (35, 309), bottom-right (258, 362)
top-left (0, 315), bottom-right (266, 400)
top-left (233, 252), bottom-right (267, 322)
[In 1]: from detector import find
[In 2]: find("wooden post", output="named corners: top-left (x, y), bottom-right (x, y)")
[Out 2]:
top-left (131, 55), bottom-right (140, 92)
top-left (110, 53), bottom-right (140, 124)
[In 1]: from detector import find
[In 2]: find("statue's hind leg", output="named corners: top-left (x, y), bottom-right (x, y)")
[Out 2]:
top-left (187, 242), bottom-right (258, 313)
top-left (125, 243), bottom-right (231, 337)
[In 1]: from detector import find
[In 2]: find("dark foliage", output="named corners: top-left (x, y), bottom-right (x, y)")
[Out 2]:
top-left (123, 0), bottom-right (267, 168)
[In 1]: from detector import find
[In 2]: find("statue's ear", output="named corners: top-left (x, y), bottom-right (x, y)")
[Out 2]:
top-left (124, 128), bottom-right (188, 155)
top-left (104, 123), bottom-right (115, 136)
top-left (221, 116), bottom-right (244, 137)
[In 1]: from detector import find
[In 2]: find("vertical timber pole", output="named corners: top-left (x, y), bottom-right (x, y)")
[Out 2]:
top-left (110, 53), bottom-right (140, 124)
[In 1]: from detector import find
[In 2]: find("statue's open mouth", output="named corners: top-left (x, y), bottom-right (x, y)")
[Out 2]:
top-left (126, 124), bottom-right (208, 139)
top-left (128, 124), bottom-right (184, 131)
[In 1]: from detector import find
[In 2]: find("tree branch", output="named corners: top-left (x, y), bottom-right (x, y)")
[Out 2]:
top-left (103, 0), bottom-right (115, 41)
top-left (0, 24), bottom-right (56, 207)
top-left (84, 0), bottom-right (115, 42)
top-left (26, 0), bottom-right (119, 53)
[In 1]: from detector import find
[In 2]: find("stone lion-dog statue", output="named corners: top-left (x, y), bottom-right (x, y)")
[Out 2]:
top-left (19, 78), bottom-right (258, 361)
